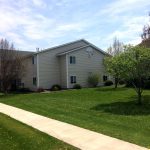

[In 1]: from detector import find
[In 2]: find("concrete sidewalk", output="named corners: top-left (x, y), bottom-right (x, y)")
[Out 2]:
top-left (0, 103), bottom-right (148, 150)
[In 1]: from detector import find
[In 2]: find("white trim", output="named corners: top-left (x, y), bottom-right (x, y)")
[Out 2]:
top-left (57, 44), bottom-right (109, 56)
top-left (70, 75), bottom-right (77, 84)
top-left (37, 54), bottom-right (40, 88)
top-left (66, 54), bottom-right (69, 88)
top-left (34, 39), bottom-right (86, 55)
top-left (70, 56), bottom-right (76, 64)
top-left (57, 45), bottom-right (89, 56)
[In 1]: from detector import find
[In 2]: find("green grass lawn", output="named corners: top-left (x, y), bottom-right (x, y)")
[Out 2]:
top-left (0, 86), bottom-right (150, 148)
top-left (0, 113), bottom-right (77, 150)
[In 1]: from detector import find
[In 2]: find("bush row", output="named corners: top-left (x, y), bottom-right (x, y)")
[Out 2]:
top-left (19, 79), bottom-right (150, 93)
top-left (126, 79), bottom-right (150, 89)
top-left (36, 84), bottom-right (82, 92)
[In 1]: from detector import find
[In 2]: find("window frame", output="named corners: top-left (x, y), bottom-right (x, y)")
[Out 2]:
top-left (70, 56), bottom-right (76, 64)
top-left (103, 75), bottom-right (108, 82)
top-left (32, 56), bottom-right (35, 64)
top-left (70, 76), bottom-right (76, 84)
top-left (33, 77), bottom-right (37, 86)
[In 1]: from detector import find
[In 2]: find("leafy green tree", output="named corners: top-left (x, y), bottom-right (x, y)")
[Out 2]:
top-left (104, 55), bottom-right (123, 88)
top-left (118, 45), bottom-right (150, 104)
top-left (105, 38), bottom-right (124, 88)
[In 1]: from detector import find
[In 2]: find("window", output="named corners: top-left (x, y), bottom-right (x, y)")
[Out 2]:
top-left (70, 76), bottom-right (76, 84)
top-left (103, 75), bottom-right (108, 82)
top-left (33, 77), bottom-right (37, 85)
top-left (16, 79), bottom-right (21, 86)
top-left (70, 56), bottom-right (76, 64)
top-left (32, 56), bottom-right (35, 64)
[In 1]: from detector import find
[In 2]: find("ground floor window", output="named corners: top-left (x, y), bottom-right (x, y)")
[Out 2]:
top-left (103, 75), bottom-right (108, 81)
top-left (33, 77), bottom-right (37, 86)
top-left (70, 76), bottom-right (76, 84)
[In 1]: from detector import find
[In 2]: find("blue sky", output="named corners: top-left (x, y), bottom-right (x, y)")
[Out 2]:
top-left (0, 0), bottom-right (150, 51)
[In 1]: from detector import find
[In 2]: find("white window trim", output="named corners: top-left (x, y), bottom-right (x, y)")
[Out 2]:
top-left (70, 56), bottom-right (76, 64)
top-left (33, 77), bottom-right (37, 86)
top-left (70, 75), bottom-right (77, 84)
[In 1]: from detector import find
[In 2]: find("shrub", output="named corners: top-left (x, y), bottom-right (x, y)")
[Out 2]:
top-left (87, 74), bottom-right (99, 87)
top-left (125, 78), bottom-right (146, 88)
top-left (37, 88), bottom-right (44, 93)
top-left (73, 84), bottom-right (82, 89)
top-left (104, 80), bottom-right (113, 86)
top-left (16, 88), bottom-right (31, 93)
top-left (144, 80), bottom-right (150, 89)
top-left (51, 84), bottom-right (61, 91)
top-left (125, 80), bottom-right (132, 87)
top-left (119, 80), bottom-right (125, 85)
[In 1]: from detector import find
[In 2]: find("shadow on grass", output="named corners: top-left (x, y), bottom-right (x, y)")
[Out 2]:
top-left (0, 93), bottom-right (18, 99)
top-left (0, 91), bottom-right (32, 99)
top-left (95, 86), bottom-right (128, 92)
top-left (91, 95), bottom-right (150, 116)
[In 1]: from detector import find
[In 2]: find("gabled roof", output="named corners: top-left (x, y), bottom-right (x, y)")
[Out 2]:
top-left (0, 49), bottom-right (34, 57)
top-left (33, 39), bottom-right (108, 56)
top-left (81, 39), bottom-right (109, 55)
top-left (56, 39), bottom-right (109, 56)
top-left (56, 45), bottom-right (89, 56)
top-left (34, 39), bottom-right (87, 55)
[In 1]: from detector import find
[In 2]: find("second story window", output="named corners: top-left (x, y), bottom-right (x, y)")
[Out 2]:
top-left (32, 56), bottom-right (35, 64)
top-left (70, 56), bottom-right (76, 64)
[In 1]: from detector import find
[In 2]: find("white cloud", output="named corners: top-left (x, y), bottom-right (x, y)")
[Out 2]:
top-left (0, 0), bottom-right (88, 50)
top-left (99, 0), bottom-right (150, 17)
top-left (94, 0), bottom-right (150, 48)
top-left (105, 16), bottom-right (148, 45)
top-left (0, 0), bottom-right (149, 50)
top-left (32, 0), bottom-right (47, 8)
top-left (56, 23), bottom-right (85, 32)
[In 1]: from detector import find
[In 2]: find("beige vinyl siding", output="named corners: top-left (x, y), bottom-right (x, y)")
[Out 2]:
top-left (37, 40), bottom-right (88, 89)
top-left (38, 52), bottom-right (60, 89)
top-left (59, 55), bottom-right (67, 88)
top-left (67, 46), bottom-right (105, 88)
top-left (22, 56), bottom-right (37, 91)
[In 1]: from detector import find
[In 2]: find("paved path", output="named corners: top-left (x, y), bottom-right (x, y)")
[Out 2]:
top-left (0, 103), bottom-right (148, 150)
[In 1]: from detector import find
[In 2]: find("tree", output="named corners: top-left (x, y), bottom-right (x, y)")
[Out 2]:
top-left (141, 25), bottom-right (150, 41)
top-left (107, 37), bottom-right (123, 56)
top-left (118, 45), bottom-right (150, 105)
top-left (87, 74), bottom-right (100, 87)
top-left (104, 55), bottom-right (123, 88)
top-left (105, 38), bottom-right (124, 88)
top-left (0, 39), bottom-right (24, 93)
top-left (140, 13), bottom-right (150, 47)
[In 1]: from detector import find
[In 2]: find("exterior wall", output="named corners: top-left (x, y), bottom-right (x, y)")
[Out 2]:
top-left (59, 55), bottom-right (67, 88)
top-left (67, 46), bottom-right (106, 88)
top-left (22, 56), bottom-right (37, 91)
top-left (37, 40), bottom-right (88, 89)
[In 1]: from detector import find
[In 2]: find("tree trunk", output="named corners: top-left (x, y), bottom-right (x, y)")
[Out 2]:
top-left (137, 89), bottom-right (142, 105)
top-left (114, 77), bottom-right (118, 88)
